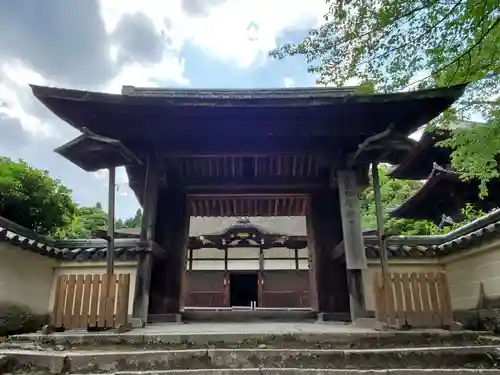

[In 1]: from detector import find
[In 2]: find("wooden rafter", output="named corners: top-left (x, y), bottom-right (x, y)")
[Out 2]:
top-left (167, 155), bottom-right (324, 181)
top-left (188, 194), bottom-right (310, 217)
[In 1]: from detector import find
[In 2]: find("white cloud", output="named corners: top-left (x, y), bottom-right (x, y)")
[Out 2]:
top-left (283, 77), bottom-right (294, 88)
top-left (104, 57), bottom-right (189, 93)
top-left (99, 0), bottom-right (327, 68)
top-left (0, 61), bottom-right (59, 138)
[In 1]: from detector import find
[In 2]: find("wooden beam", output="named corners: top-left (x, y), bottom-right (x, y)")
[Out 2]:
top-left (371, 162), bottom-right (389, 276)
top-left (185, 181), bottom-right (326, 191)
top-left (128, 136), bottom-right (355, 157)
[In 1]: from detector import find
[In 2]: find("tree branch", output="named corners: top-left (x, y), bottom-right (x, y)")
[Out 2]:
top-left (355, 0), bottom-right (464, 67)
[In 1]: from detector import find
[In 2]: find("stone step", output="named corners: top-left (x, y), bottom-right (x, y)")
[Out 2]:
top-left (5, 331), bottom-right (496, 351)
top-left (2, 346), bottom-right (500, 374)
top-left (69, 370), bottom-right (500, 375)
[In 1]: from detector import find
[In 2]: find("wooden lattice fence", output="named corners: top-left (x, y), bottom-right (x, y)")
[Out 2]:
top-left (51, 273), bottom-right (130, 330)
top-left (373, 271), bottom-right (453, 329)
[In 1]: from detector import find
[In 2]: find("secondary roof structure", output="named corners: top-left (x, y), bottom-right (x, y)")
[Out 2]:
top-left (389, 124), bottom-right (500, 223)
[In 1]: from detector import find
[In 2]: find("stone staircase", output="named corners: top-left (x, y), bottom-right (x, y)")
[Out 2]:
top-left (1, 326), bottom-right (500, 374)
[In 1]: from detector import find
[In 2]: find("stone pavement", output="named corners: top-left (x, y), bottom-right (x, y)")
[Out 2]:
top-left (35, 321), bottom-right (376, 337)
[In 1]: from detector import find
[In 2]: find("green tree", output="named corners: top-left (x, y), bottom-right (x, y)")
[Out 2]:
top-left (116, 208), bottom-right (142, 229)
top-left (360, 166), bottom-right (437, 235)
top-left (56, 203), bottom-right (108, 239)
top-left (271, 0), bottom-right (500, 193)
top-left (0, 157), bottom-right (76, 235)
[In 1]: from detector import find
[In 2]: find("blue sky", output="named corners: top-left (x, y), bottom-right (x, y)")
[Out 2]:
top-left (0, 0), bottom-right (329, 219)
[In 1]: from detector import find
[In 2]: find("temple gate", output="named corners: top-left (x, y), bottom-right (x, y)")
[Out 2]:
top-left (31, 83), bottom-right (465, 326)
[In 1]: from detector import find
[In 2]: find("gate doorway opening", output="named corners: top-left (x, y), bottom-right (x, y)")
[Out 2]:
top-left (230, 273), bottom-right (258, 307)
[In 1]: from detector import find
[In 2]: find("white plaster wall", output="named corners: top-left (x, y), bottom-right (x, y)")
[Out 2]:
top-left (189, 247), bottom-right (309, 271)
top-left (228, 247), bottom-right (260, 258)
top-left (363, 260), bottom-right (442, 312)
top-left (265, 248), bottom-right (294, 258)
top-left (191, 259), bottom-right (225, 270)
top-left (264, 259), bottom-right (296, 270)
top-left (442, 239), bottom-right (500, 310)
top-left (228, 259), bottom-right (260, 270)
top-left (50, 261), bottom-right (138, 315)
top-left (0, 242), bottom-right (57, 313)
top-left (192, 248), bottom-right (225, 259)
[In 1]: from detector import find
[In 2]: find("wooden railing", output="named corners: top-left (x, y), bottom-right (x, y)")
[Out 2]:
top-left (51, 273), bottom-right (130, 330)
top-left (373, 271), bottom-right (453, 329)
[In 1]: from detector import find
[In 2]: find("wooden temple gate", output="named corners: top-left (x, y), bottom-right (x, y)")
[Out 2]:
top-left (31, 83), bottom-right (466, 325)
top-left (373, 271), bottom-right (453, 329)
top-left (51, 274), bottom-right (131, 330)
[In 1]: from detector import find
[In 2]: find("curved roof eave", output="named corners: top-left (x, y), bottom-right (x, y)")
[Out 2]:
top-left (389, 163), bottom-right (461, 220)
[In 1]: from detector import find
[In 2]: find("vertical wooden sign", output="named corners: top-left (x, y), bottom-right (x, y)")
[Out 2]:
top-left (337, 169), bottom-right (367, 270)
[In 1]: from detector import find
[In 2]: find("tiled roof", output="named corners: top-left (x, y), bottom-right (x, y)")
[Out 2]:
top-left (437, 221), bottom-right (500, 256)
top-left (0, 216), bottom-right (149, 261)
top-left (3, 212), bottom-right (500, 262)
top-left (365, 243), bottom-right (438, 259)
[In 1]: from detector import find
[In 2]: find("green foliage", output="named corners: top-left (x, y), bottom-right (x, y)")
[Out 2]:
top-left (54, 202), bottom-right (108, 239)
top-left (360, 166), bottom-right (438, 235)
top-left (0, 157), bottom-right (76, 235)
top-left (116, 208), bottom-right (142, 229)
top-left (271, 0), bottom-right (500, 191)
top-left (360, 166), bottom-right (484, 235)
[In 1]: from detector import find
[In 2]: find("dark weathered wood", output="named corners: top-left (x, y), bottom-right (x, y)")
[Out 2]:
top-left (188, 195), bottom-right (309, 216)
top-left (133, 158), bottom-right (160, 323)
top-left (106, 166), bottom-right (116, 277)
top-left (150, 189), bottom-right (190, 314)
top-left (307, 191), bottom-right (348, 314)
top-left (305, 213), bottom-right (319, 311)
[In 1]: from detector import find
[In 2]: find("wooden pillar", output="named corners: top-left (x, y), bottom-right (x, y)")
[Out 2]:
top-left (306, 212), bottom-right (319, 312)
top-left (132, 158), bottom-right (160, 324)
top-left (151, 188), bottom-right (190, 314)
top-left (337, 169), bottom-right (368, 321)
top-left (258, 247), bottom-right (264, 307)
top-left (224, 246), bottom-right (229, 307)
top-left (307, 191), bottom-right (346, 314)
